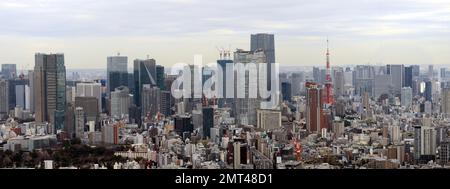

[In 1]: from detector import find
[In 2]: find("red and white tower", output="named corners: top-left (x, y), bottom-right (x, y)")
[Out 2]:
top-left (324, 38), bottom-right (334, 105)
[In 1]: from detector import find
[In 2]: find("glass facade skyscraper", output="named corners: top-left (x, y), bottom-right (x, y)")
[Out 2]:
top-left (107, 55), bottom-right (128, 92)
top-left (133, 58), bottom-right (156, 107)
top-left (34, 53), bottom-right (66, 133)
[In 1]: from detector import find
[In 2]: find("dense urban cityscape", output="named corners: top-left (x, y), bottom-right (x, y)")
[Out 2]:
top-left (1, 33), bottom-right (450, 170)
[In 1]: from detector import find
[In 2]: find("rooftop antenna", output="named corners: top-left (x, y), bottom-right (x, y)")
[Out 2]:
top-left (147, 54), bottom-right (150, 59)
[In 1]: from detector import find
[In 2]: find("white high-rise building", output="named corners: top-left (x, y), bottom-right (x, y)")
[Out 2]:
top-left (110, 86), bottom-right (131, 119)
top-left (76, 82), bottom-right (102, 112)
top-left (415, 125), bottom-right (437, 160)
top-left (401, 87), bottom-right (413, 108)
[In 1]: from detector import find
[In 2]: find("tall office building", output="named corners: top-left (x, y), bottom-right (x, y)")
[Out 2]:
top-left (8, 79), bottom-right (28, 110)
top-left (405, 66), bottom-right (413, 88)
top-left (429, 65), bottom-right (434, 80)
top-left (414, 126), bottom-right (437, 161)
top-left (442, 88), bottom-right (450, 115)
top-left (141, 85), bottom-right (160, 119)
top-left (34, 53), bottom-right (66, 132)
top-left (251, 33), bottom-right (275, 64)
top-left (156, 65), bottom-right (165, 90)
top-left (281, 82), bottom-right (292, 102)
top-left (75, 97), bottom-right (98, 124)
top-left (374, 74), bottom-right (392, 100)
top-left (15, 84), bottom-right (30, 110)
top-left (75, 107), bottom-right (85, 139)
top-left (76, 82), bottom-right (102, 113)
top-left (133, 58), bottom-right (156, 107)
top-left (441, 68), bottom-right (447, 80)
top-left (1, 64), bottom-right (17, 80)
top-left (28, 71), bottom-right (35, 112)
top-left (0, 80), bottom-right (8, 114)
top-left (291, 72), bottom-right (304, 96)
top-left (387, 64), bottom-right (404, 96)
top-left (425, 81), bottom-right (433, 101)
top-left (401, 87), bottom-right (413, 108)
top-left (306, 82), bottom-right (324, 133)
top-left (160, 91), bottom-right (172, 116)
top-left (64, 103), bottom-right (75, 138)
top-left (251, 33), bottom-right (275, 90)
top-left (334, 70), bottom-right (345, 98)
top-left (110, 86), bottom-right (131, 119)
top-left (217, 58), bottom-right (234, 108)
top-left (107, 54), bottom-right (128, 92)
top-left (202, 107), bottom-right (214, 140)
top-left (233, 49), bottom-right (266, 126)
top-left (411, 65), bottom-right (420, 77)
top-left (354, 65), bottom-right (375, 96)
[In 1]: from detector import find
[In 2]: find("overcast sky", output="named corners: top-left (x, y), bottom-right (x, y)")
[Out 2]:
top-left (0, 0), bottom-right (449, 69)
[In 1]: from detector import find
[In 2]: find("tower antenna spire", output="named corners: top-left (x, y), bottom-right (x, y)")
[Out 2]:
top-left (324, 37), bottom-right (334, 105)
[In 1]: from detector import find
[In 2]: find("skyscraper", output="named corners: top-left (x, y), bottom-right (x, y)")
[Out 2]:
top-left (414, 125), bottom-right (437, 162)
top-left (233, 49), bottom-right (266, 126)
top-left (251, 33), bottom-right (275, 90)
top-left (217, 57), bottom-right (233, 108)
top-left (141, 85), bottom-right (160, 119)
top-left (281, 82), bottom-right (292, 102)
top-left (251, 33), bottom-right (275, 65)
top-left (354, 65), bottom-right (375, 96)
top-left (34, 53), bottom-right (66, 132)
top-left (0, 80), bottom-right (9, 114)
top-left (160, 91), bottom-right (172, 117)
top-left (202, 107), bottom-right (214, 140)
top-left (425, 81), bottom-right (433, 101)
top-left (306, 82), bottom-right (324, 133)
top-left (156, 65), bottom-right (165, 90)
top-left (1, 64), bottom-right (17, 80)
top-left (28, 70), bottom-right (35, 113)
top-left (429, 65), bottom-right (434, 80)
top-left (442, 88), bottom-right (450, 115)
top-left (107, 54), bottom-right (128, 93)
top-left (405, 66), bottom-right (413, 88)
top-left (133, 58), bottom-right (156, 107)
top-left (8, 79), bottom-right (28, 110)
top-left (401, 87), bottom-right (413, 108)
top-left (291, 72), bottom-right (304, 96)
top-left (387, 64), bottom-right (404, 96)
top-left (110, 86), bottom-right (131, 119)
top-left (76, 82), bottom-right (102, 113)
top-left (313, 67), bottom-right (321, 83)
top-left (334, 69), bottom-right (345, 98)
top-left (64, 103), bottom-right (75, 139)
top-left (15, 84), bottom-right (30, 110)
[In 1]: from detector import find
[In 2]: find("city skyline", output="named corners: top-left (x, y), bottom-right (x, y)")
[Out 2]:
top-left (1, 0), bottom-right (450, 69)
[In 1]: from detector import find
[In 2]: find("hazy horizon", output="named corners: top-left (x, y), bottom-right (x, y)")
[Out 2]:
top-left (1, 0), bottom-right (450, 69)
